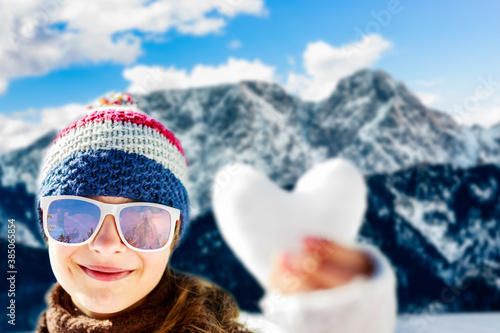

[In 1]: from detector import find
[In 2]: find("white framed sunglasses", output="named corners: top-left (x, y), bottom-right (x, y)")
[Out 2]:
top-left (40, 195), bottom-right (180, 252)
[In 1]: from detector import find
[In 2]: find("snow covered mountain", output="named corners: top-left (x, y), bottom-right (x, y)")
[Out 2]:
top-left (3, 69), bottom-right (500, 223)
top-left (0, 130), bottom-right (56, 247)
top-left (1, 69), bottom-right (500, 332)
top-left (305, 71), bottom-right (481, 172)
top-left (476, 123), bottom-right (500, 163)
top-left (362, 164), bottom-right (500, 312)
top-left (133, 80), bottom-right (318, 218)
top-left (132, 70), bottom-right (500, 219)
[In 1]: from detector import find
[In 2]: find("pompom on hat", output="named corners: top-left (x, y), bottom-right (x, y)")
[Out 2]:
top-left (37, 93), bottom-right (190, 245)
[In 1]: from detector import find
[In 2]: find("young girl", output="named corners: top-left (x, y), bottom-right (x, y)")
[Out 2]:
top-left (36, 95), bottom-right (396, 332)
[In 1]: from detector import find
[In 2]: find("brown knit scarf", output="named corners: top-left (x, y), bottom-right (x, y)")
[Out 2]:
top-left (37, 270), bottom-right (173, 333)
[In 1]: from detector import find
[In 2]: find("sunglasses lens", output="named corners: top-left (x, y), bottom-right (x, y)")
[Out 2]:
top-left (46, 199), bottom-right (100, 244)
top-left (119, 206), bottom-right (173, 250)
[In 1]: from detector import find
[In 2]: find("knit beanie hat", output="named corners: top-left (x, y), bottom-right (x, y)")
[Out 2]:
top-left (36, 93), bottom-right (190, 245)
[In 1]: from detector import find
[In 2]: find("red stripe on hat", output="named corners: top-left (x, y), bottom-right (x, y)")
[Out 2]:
top-left (54, 109), bottom-right (187, 163)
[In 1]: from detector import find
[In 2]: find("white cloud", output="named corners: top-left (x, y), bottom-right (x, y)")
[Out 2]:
top-left (177, 17), bottom-right (227, 36)
top-left (447, 95), bottom-right (500, 128)
top-left (123, 34), bottom-right (392, 99)
top-left (452, 107), bottom-right (500, 128)
top-left (0, 0), bottom-right (266, 94)
top-left (228, 39), bottom-right (242, 49)
top-left (416, 92), bottom-right (441, 107)
top-left (285, 34), bottom-right (392, 101)
top-left (215, 0), bottom-right (267, 17)
top-left (0, 77), bottom-right (7, 95)
top-left (124, 58), bottom-right (277, 94)
top-left (0, 103), bottom-right (89, 153)
top-left (434, 82), bottom-right (500, 128)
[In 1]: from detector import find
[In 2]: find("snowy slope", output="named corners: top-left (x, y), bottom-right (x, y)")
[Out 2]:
top-left (362, 164), bottom-right (500, 312)
top-left (306, 70), bottom-right (483, 173)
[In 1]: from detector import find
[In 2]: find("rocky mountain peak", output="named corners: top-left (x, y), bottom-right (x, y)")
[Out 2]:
top-left (331, 69), bottom-right (397, 103)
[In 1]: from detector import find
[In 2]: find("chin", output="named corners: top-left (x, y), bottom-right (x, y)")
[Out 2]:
top-left (74, 292), bottom-right (144, 318)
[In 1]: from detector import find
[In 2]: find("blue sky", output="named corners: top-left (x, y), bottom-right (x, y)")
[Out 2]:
top-left (1, 0), bottom-right (499, 151)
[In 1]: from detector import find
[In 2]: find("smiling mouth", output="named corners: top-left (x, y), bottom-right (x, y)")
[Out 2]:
top-left (79, 265), bottom-right (134, 282)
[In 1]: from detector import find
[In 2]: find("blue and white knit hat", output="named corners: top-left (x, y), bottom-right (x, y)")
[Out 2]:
top-left (37, 94), bottom-right (190, 243)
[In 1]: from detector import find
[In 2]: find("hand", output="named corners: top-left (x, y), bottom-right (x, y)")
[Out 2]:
top-left (269, 236), bottom-right (374, 295)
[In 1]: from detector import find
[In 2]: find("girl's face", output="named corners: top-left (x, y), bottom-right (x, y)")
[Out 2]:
top-left (47, 196), bottom-right (174, 319)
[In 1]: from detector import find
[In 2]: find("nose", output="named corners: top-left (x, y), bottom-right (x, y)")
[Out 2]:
top-left (88, 214), bottom-right (127, 255)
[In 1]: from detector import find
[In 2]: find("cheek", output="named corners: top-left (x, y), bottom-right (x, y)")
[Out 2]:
top-left (48, 241), bottom-right (77, 282)
top-left (139, 250), bottom-right (171, 285)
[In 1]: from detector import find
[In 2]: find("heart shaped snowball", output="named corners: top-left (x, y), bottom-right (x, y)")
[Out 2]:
top-left (211, 158), bottom-right (367, 290)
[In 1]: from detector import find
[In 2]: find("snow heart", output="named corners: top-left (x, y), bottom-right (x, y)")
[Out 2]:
top-left (211, 158), bottom-right (367, 290)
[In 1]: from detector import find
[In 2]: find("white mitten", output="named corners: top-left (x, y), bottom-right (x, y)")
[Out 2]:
top-left (211, 158), bottom-right (367, 291)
